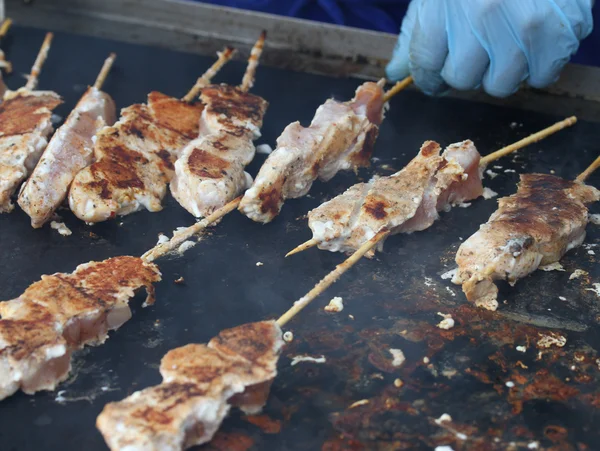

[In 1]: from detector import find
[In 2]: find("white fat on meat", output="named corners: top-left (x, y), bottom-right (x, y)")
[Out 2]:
top-left (307, 140), bottom-right (483, 254)
top-left (0, 89), bottom-right (63, 213)
top-left (97, 321), bottom-right (284, 451)
top-left (453, 174), bottom-right (600, 310)
top-left (18, 87), bottom-right (116, 227)
top-left (0, 257), bottom-right (160, 401)
top-left (239, 81), bottom-right (385, 224)
top-left (171, 85), bottom-right (268, 218)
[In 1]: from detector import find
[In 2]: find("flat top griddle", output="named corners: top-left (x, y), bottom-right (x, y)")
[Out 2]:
top-left (1, 25), bottom-right (599, 451)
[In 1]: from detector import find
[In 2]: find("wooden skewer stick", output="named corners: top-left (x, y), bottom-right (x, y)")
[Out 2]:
top-left (182, 46), bottom-right (237, 103)
top-left (276, 229), bottom-right (388, 327)
top-left (142, 196), bottom-right (242, 262)
top-left (0, 18), bottom-right (12, 73)
top-left (0, 18), bottom-right (12, 38)
top-left (382, 76), bottom-right (413, 103)
top-left (25, 32), bottom-right (53, 91)
top-left (480, 116), bottom-right (577, 167)
top-left (93, 52), bottom-right (116, 90)
top-left (286, 115), bottom-right (580, 257)
top-left (576, 155), bottom-right (600, 183)
top-left (240, 30), bottom-right (267, 93)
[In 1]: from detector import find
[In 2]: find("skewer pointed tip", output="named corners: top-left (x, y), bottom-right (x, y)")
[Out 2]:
top-left (24, 32), bottom-right (53, 91)
top-left (575, 154), bottom-right (600, 183)
top-left (182, 46), bottom-right (237, 102)
top-left (285, 238), bottom-right (318, 257)
top-left (240, 31), bottom-right (267, 92)
top-left (93, 52), bottom-right (117, 90)
top-left (382, 75), bottom-right (413, 103)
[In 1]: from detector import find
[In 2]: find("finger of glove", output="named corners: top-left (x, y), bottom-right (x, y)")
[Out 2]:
top-left (408, 1), bottom-right (449, 95)
top-left (385, 0), bottom-right (419, 82)
top-left (440, 0), bottom-right (489, 91)
top-left (551, 0), bottom-right (594, 40)
top-left (503, 1), bottom-right (580, 88)
top-left (472, 2), bottom-right (528, 98)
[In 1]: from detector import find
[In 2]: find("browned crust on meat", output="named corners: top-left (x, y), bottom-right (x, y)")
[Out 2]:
top-left (201, 84), bottom-right (268, 126)
top-left (349, 125), bottom-right (379, 168)
top-left (363, 196), bottom-right (388, 220)
top-left (0, 91), bottom-right (62, 136)
top-left (147, 91), bottom-right (204, 139)
top-left (188, 148), bottom-right (230, 179)
top-left (208, 321), bottom-right (277, 365)
top-left (257, 176), bottom-right (286, 217)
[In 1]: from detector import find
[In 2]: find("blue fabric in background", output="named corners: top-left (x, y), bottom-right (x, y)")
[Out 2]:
top-left (195, 0), bottom-right (599, 67)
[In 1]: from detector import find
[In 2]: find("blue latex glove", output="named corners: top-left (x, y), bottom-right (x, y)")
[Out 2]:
top-left (386, 0), bottom-right (594, 97)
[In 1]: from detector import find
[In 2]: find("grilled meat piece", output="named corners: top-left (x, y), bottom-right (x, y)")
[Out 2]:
top-left (308, 140), bottom-right (483, 254)
top-left (239, 81), bottom-right (385, 223)
top-left (18, 87), bottom-right (116, 227)
top-left (97, 321), bottom-right (284, 451)
top-left (171, 85), bottom-right (268, 217)
top-left (0, 88), bottom-right (63, 212)
top-left (0, 256), bottom-right (160, 401)
top-left (453, 174), bottom-right (600, 311)
top-left (68, 92), bottom-right (203, 222)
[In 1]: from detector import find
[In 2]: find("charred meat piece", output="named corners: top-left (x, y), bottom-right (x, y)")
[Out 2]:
top-left (239, 81), bottom-right (385, 224)
top-left (0, 89), bottom-right (63, 212)
top-left (68, 92), bottom-right (203, 222)
top-left (18, 87), bottom-right (116, 227)
top-left (97, 321), bottom-right (284, 451)
top-left (0, 256), bottom-right (160, 401)
top-left (453, 174), bottom-right (600, 311)
top-left (171, 85), bottom-right (268, 217)
top-left (308, 140), bottom-right (483, 254)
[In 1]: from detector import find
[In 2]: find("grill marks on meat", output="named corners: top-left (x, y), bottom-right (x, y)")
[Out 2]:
top-left (0, 256), bottom-right (160, 401)
top-left (68, 92), bottom-right (203, 222)
top-left (97, 321), bottom-right (284, 451)
top-left (238, 81), bottom-right (385, 224)
top-left (18, 87), bottom-right (116, 227)
top-left (0, 89), bottom-right (63, 212)
top-left (453, 174), bottom-right (600, 311)
top-left (308, 140), bottom-right (483, 255)
top-left (171, 85), bottom-right (268, 217)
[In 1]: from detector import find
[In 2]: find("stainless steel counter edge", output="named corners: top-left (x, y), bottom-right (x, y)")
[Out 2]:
top-left (6, 0), bottom-right (600, 121)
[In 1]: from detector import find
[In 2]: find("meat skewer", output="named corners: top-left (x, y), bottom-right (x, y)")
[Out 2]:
top-left (237, 77), bottom-right (410, 224)
top-left (276, 119), bottom-right (580, 326)
top-left (286, 117), bottom-right (578, 256)
top-left (0, 256), bottom-right (161, 401)
top-left (452, 155), bottom-right (600, 311)
top-left (18, 53), bottom-right (117, 227)
top-left (0, 18), bottom-right (13, 98)
top-left (141, 78), bottom-right (413, 262)
top-left (0, 32), bottom-right (63, 213)
top-left (170, 32), bottom-right (270, 218)
top-left (67, 47), bottom-right (236, 223)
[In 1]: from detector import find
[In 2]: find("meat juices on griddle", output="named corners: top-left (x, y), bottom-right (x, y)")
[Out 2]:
top-left (0, 89), bottom-right (63, 212)
top-left (18, 86), bottom-right (116, 227)
top-left (453, 174), bottom-right (600, 311)
top-left (0, 256), bottom-right (160, 401)
top-left (171, 84), bottom-right (268, 217)
top-left (238, 81), bottom-right (385, 224)
top-left (97, 321), bottom-right (284, 451)
top-left (68, 92), bottom-right (204, 222)
top-left (307, 140), bottom-right (483, 254)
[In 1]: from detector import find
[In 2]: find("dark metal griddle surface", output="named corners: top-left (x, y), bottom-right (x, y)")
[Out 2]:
top-left (1, 26), bottom-right (599, 451)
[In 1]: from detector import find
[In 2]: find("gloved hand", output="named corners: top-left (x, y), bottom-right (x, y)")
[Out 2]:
top-left (386, 0), bottom-right (594, 97)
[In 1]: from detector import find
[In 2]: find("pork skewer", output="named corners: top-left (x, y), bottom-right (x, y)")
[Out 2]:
top-left (276, 119), bottom-right (579, 325)
top-left (237, 77), bottom-right (411, 224)
top-left (18, 53), bottom-right (117, 227)
top-left (452, 155), bottom-right (600, 311)
top-left (67, 47), bottom-right (236, 223)
top-left (287, 116), bottom-right (578, 256)
top-left (141, 78), bottom-right (413, 262)
top-left (0, 18), bottom-right (13, 98)
top-left (170, 32), bottom-right (269, 218)
top-left (0, 32), bottom-right (63, 213)
top-left (0, 256), bottom-right (161, 401)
